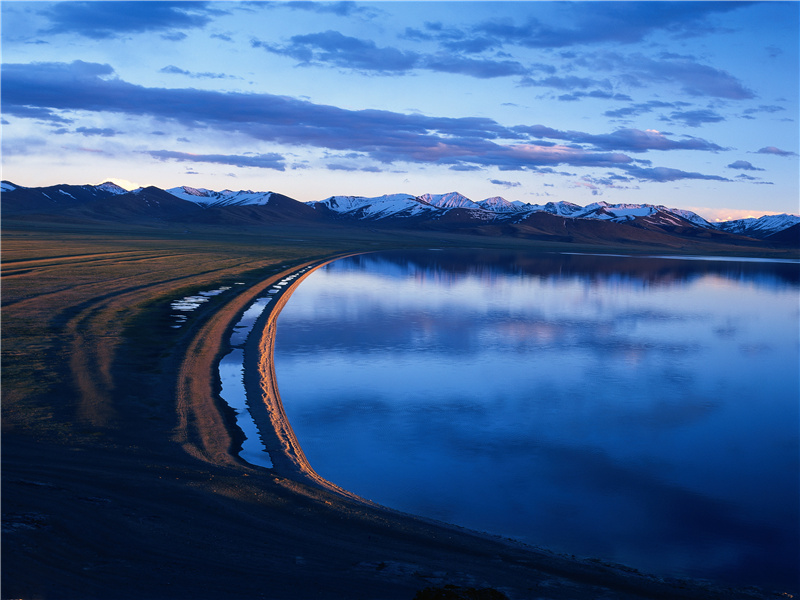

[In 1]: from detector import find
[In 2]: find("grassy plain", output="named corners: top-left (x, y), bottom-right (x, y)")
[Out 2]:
top-left (2, 219), bottom-right (786, 599)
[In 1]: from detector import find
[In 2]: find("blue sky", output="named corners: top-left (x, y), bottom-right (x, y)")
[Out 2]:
top-left (2, 1), bottom-right (798, 220)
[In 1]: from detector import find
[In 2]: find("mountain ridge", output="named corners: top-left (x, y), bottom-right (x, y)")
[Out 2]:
top-left (2, 180), bottom-right (798, 249)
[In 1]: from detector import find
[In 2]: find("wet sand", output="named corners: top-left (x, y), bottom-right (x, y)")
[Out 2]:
top-left (3, 232), bottom-right (786, 599)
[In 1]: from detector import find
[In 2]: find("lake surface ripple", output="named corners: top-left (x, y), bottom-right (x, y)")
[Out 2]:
top-left (273, 249), bottom-right (799, 590)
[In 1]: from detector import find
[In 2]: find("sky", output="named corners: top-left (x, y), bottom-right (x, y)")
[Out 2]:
top-left (1, 1), bottom-right (798, 221)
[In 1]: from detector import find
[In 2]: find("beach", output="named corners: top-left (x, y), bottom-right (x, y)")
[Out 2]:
top-left (2, 224), bottom-right (785, 599)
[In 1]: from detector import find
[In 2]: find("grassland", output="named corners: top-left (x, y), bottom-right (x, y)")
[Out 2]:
top-left (2, 219), bottom-right (786, 599)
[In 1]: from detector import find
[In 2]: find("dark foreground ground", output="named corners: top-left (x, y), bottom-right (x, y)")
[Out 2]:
top-left (3, 219), bottom-right (795, 600)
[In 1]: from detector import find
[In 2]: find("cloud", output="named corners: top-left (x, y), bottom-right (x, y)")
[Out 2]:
top-left (2, 104), bottom-right (73, 124)
top-left (519, 75), bottom-right (612, 91)
top-left (3, 60), bottom-right (731, 180)
top-left (160, 65), bottom-right (239, 80)
top-left (604, 100), bottom-right (689, 119)
top-left (666, 108), bottom-right (725, 127)
top-left (469, 2), bottom-right (751, 49)
top-left (513, 126), bottom-right (726, 153)
top-left (272, 1), bottom-right (379, 19)
top-left (623, 166), bottom-right (731, 183)
top-left (421, 55), bottom-right (529, 79)
top-left (254, 30), bottom-right (418, 73)
top-left (255, 31), bottom-right (530, 79)
top-left (756, 146), bottom-right (798, 157)
top-left (161, 31), bottom-right (188, 42)
top-left (727, 160), bottom-right (764, 171)
top-left (587, 53), bottom-right (755, 100)
top-left (75, 126), bottom-right (120, 137)
top-left (41, 1), bottom-right (222, 39)
top-left (558, 91), bottom-right (633, 102)
top-left (742, 105), bottom-right (786, 116)
top-left (146, 150), bottom-right (286, 171)
top-left (489, 179), bottom-right (521, 188)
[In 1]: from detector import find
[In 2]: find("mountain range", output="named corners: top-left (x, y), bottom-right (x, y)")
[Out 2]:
top-left (2, 180), bottom-right (798, 249)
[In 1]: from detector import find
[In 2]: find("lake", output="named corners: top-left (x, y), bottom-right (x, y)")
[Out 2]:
top-left (272, 249), bottom-right (799, 590)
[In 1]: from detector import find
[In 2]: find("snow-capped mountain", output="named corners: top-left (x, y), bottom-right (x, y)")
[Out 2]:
top-left (95, 181), bottom-right (129, 195)
top-left (310, 194), bottom-right (433, 220)
top-left (714, 214), bottom-right (800, 238)
top-left (418, 192), bottom-right (481, 210)
top-left (2, 180), bottom-right (797, 247)
top-left (166, 186), bottom-right (273, 207)
top-left (478, 196), bottom-right (524, 213)
top-left (308, 192), bottom-right (716, 230)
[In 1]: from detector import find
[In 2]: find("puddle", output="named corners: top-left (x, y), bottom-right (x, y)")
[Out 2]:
top-left (216, 264), bottom-right (317, 468)
top-left (218, 349), bottom-right (273, 468)
top-left (230, 297), bottom-right (272, 347)
top-left (170, 286), bottom-right (232, 328)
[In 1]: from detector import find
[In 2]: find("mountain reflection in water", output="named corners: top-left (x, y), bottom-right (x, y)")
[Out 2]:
top-left (273, 249), bottom-right (799, 590)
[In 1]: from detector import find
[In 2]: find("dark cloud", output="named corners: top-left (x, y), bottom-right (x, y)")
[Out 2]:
top-left (604, 100), bottom-right (688, 119)
top-left (742, 105), bottom-right (786, 116)
top-left (161, 31), bottom-right (187, 42)
top-left (325, 163), bottom-right (359, 172)
top-left (2, 104), bottom-right (73, 124)
top-left (41, 1), bottom-right (221, 39)
top-left (489, 179), bottom-right (521, 187)
top-left (513, 126), bottom-right (726, 153)
top-left (623, 166), bottom-right (731, 182)
top-left (401, 22), bottom-right (495, 54)
top-left (588, 53), bottom-right (754, 100)
top-left (756, 146), bottom-right (798, 157)
top-left (254, 30), bottom-right (418, 73)
top-left (274, 1), bottom-right (378, 18)
top-left (666, 108), bottom-right (725, 127)
top-left (558, 91), bottom-right (633, 102)
top-left (75, 126), bottom-right (120, 137)
top-left (421, 55), bottom-right (529, 79)
top-left (519, 75), bottom-right (611, 91)
top-left (146, 150), bottom-right (286, 171)
top-left (160, 65), bottom-right (238, 80)
top-left (727, 160), bottom-right (764, 171)
top-left (3, 60), bottom-right (730, 180)
top-left (470, 2), bottom-right (751, 49)
top-left (254, 31), bottom-right (529, 79)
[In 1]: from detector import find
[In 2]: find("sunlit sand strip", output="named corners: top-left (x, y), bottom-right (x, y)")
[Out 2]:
top-left (241, 260), bottom-right (370, 502)
top-left (173, 264), bottom-right (322, 466)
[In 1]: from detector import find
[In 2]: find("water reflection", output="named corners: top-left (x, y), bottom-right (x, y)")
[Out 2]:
top-left (273, 250), bottom-right (799, 590)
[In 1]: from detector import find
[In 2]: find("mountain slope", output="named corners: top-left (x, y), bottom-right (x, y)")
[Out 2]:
top-left (715, 214), bottom-right (800, 239)
top-left (2, 180), bottom-right (797, 250)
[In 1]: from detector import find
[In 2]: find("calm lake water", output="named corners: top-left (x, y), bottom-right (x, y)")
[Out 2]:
top-left (273, 249), bottom-right (799, 590)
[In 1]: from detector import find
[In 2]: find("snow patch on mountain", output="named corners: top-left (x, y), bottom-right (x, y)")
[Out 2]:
top-left (715, 214), bottom-right (800, 237)
top-left (525, 201), bottom-right (584, 217)
top-left (311, 194), bottom-right (431, 219)
top-left (166, 186), bottom-right (272, 207)
top-left (1, 181), bottom-right (18, 192)
top-left (418, 192), bottom-right (480, 210)
top-left (479, 196), bottom-right (521, 213)
top-left (95, 181), bottom-right (129, 195)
